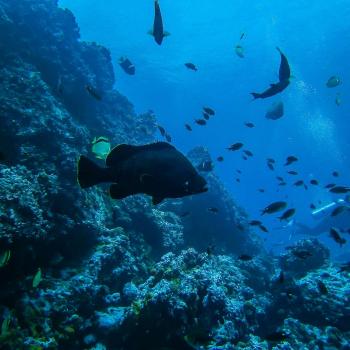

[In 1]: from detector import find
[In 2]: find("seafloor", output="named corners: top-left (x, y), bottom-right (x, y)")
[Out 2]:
top-left (0, 1), bottom-right (349, 349)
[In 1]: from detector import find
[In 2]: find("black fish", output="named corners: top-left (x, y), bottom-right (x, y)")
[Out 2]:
top-left (119, 57), bottom-right (135, 75)
top-left (238, 254), bottom-right (253, 261)
top-left (267, 162), bottom-right (275, 171)
top-left (185, 63), bottom-right (197, 71)
top-left (276, 176), bottom-right (284, 182)
top-left (195, 119), bottom-right (206, 126)
top-left (158, 125), bottom-right (166, 136)
top-left (310, 203), bottom-right (316, 210)
top-left (259, 224), bottom-right (269, 233)
top-left (185, 124), bottom-right (192, 131)
top-left (245, 122), bottom-right (255, 128)
top-left (329, 227), bottom-right (346, 246)
top-left (261, 201), bottom-right (287, 215)
top-left (278, 208), bottom-right (296, 221)
top-left (325, 183), bottom-right (336, 189)
top-left (236, 178), bottom-right (241, 183)
top-left (202, 112), bottom-right (210, 120)
top-left (149, 0), bottom-right (169, 45)
top-left (203, 107), bottom-right (215, 115)
top-left (288, 171), bottom-right (298, 175)
top-left (77, 142), bottom-right (208, 205)
top-left (310, 179), bottom-right (319, 186)
top-left (208, 207), bottom-right (219, 213)
top-left (236, 169), bottom-right (242, 174)
top-left (197, 160), bottom-right (214, 172)
top-left (330, 186), bottom-right (350, 194)
top-left (227, 142), bottom-right (243, 151)
top-left (85, 85), bottom-right (102, 100)
top-left (243, 150), bottom-right (253, 157)
top-left (217, 156), bottom-right (224, 162)
top-left (249, 220), bottom-right (262, 226)
top-left (317, 280), bottom-right (328, 295)
top-left (165, 133), bottom-right (172, 143)
top-left (251, 47), bottom-right (290, 99)
top-left (285, 156), bottom-right (298, 166)
top-left (267, 158), bottom-right (276, 164)
top-left (292, 249), bottom-right (312, 259)
top-left (331, 206), bottom-right (347, 217)
top-left (242, 156), bottom-right (248, 161)
top-left (332, 171), bottom-right (339, 177)
top-left (258, 188), bottom-right (265, 193)
top-left (278, 182), bottom-right (287, 186)
top-left (294, 180), bottom-right (304, 187)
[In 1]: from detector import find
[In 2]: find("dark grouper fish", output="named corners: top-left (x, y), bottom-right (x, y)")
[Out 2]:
top-left (251, 47), bottom-right (291, 99)
top-left (77, 142), bottom-right (208, 205)
top-left (149, 0), bottom-right (170, 45)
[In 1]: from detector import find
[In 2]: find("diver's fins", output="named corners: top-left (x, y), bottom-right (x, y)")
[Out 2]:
top-left (77, 155), bottom-right (111, 188)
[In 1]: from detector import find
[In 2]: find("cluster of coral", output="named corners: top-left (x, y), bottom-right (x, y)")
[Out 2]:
top-left (0, 1), bottom-right (349, 349)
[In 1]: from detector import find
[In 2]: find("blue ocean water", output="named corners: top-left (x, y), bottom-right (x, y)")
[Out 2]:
top-left (59, 0), bottom-right (349, 253)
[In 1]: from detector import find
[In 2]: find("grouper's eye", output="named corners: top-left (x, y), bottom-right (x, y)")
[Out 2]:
top-left (183, 180), bottom-right (190, 192)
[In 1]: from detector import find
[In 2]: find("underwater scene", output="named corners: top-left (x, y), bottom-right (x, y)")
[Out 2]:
top-left (0, 0), bottom-right (350, 349)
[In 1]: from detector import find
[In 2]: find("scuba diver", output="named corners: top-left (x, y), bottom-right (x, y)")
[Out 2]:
top-left (294, 197), bottom-right (350, 237)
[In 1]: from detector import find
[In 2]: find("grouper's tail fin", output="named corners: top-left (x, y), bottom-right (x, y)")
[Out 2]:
top-left (77, 155), bottom-right (110, 188)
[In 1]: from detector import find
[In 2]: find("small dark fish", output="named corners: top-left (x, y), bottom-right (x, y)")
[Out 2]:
top-left (195, 119), bottom-right (207, 126)
top-left (249, 220), bottom-right (262, 226)
top-left (236, 178), bottom-right (241, 183)
top-left (267, 162), bottom-right (275, 171)
top-left (330, 227), bottom-right (346, 246)
top-left (158, 125), bottom-right (166, 136)
top-left (202, 112), bottom-right (210, 120)
top-left (261, 201), bottom-right (287, 215)
top-left (331, 205), bottom-right (347, 217)
top-left (165, 133), bottom-right (172, 142)
top-left (240, 32), bottom-right (245, 40)
top-left (197, 160), bottom-right (214, 172)
top-left (317, 280), bottom-right (328, 295)
top-left (258, 188), bottom-right (265, 193)
top-left (288, 171), bottom-right (298, 175)
top-left (310, 179), bottom-right (319, 186)
top-left (294, 180), bottom-right (304, 187)
top-left (236, 169), bottom-right (242, 174)
top-left (244, 122), bottom-right (255, 128)
top-left (185, 62), bottom-right (198, 71)
top-left (325, 183), bottom-right (336, 189)
top-left (119, 57), bottom-right (136, 75)
top-left (276, 176), bottom-right (284, 182)
top-left (332, 171), bottom-right (339, 177)
top-left (185, 124), bottom-right (192, 131)
top-left (208, 207), bottom-right (219, 214)
top-left (264, 331), bottom-right (289, 342)
top-left (310, 203), bottom-right (316, 210)
top-left (77, 142), bottom-right (208, 205)
top-left (267, 158), bottom-right (276, 164)
top-left (330, 186), bottom-right (350, 194)
top-left (203, 107), bottom-right (215, 116)
top-left (242, 156), bottom-right (248, 161)
top-left (243, 150), bottom-right (253, 157)
top-left (227, 142), bottom-right (243, 151)
top-left (217, 156), bottom-right (224, 162)
top-left (278, 271), bottom-right (285, 284)
top-left (285, 156), bottom-right (298, 166)
top-left (85, 85), bottom-right (102, 100)
top-left (292, 249), bottom-right (312, 259)
top-left (278, 208), bottom-right (296, 221)
top-left (278, 182), bottom-right (287, 186)
top-left (238, 254), bottom-right (253, 261)
top-left (259, 224), bottom-right (269, 233)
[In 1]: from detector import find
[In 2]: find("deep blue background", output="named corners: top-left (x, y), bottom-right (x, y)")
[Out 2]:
top-left (59, 0), bottom-right (350, 256)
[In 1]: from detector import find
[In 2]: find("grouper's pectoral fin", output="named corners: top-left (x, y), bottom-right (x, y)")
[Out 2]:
top-left (109, 184), bottom-right (131, 200)
top-left (152, 196), bottom-right (164, 205)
